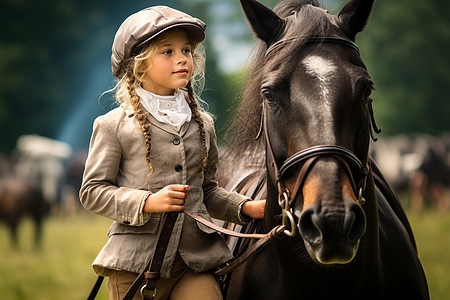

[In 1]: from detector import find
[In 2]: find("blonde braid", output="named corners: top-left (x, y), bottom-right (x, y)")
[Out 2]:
top-left (125, 69), bottom-right (154, 184)
top-left (186, 81), bottom-right (208, 172)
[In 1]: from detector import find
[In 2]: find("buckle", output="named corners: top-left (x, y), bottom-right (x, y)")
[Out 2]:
top-left (140, 284), bottom-right (157, 299)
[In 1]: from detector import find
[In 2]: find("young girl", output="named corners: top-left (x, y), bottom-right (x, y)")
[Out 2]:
top-left (80, 6), bottom-right (265, 300)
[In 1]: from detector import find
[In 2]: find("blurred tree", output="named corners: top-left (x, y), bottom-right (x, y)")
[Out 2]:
top-left (0, 0), bottom-right (175, 153)
top-left (0, 0), bottom-right (76, 152)
top-left (354, 0), bottom-right (450, 135)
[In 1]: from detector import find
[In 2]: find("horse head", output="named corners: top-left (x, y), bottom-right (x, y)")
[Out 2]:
top-left (240, 0), bottom-right (378, 265)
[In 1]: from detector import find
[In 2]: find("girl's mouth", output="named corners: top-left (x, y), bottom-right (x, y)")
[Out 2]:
top-left (174, 69), bottom-right (189, 75)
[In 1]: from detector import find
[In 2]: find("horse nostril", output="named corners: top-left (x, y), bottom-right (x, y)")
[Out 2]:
top-left (299, 202), bottom-right (366, 245)
top-left (299, 206), bottom-right (322, 244)
top-left (345, 202), bottom-right (366, 243)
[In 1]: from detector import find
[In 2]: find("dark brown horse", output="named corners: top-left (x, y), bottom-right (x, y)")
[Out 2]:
top-left (0, 156), bottom-right (48, 249)
top-left (219, 0), bottom-right (429, 299)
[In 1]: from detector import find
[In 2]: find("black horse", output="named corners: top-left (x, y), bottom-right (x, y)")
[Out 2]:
top-left (219, 0), bottom-right (429, 299)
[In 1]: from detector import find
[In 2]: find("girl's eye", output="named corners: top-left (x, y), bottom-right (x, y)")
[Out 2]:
top-left (182, 48), bottom-right (191, 54)
top-left (162, 50), bottom-right (173, 55)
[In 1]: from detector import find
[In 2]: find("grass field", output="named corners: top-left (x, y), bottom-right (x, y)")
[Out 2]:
top-left (0, 209), bottom-right (448, 299)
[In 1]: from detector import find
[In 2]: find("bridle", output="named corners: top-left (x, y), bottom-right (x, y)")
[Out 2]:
top-left (257, 36), bottom-right (379, 237)
top-left (265, 36), bottom-right (361, 58)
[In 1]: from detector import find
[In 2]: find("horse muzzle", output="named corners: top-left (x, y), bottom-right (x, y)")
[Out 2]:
top-left (298, 192), bottom-right (366, 265)
top-left (297, 173), bottom-right (367, 265)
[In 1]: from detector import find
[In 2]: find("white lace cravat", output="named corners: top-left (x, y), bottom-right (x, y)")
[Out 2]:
top-left (135, 86), bottom-right (192, 131)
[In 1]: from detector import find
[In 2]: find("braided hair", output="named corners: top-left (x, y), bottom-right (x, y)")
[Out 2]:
top-left (185, 80), bottom-right (208, 171)
top-left (127, 73), bottom-right (154, 180)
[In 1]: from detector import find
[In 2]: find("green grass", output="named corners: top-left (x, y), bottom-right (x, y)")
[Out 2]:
top-left (407, 209), bottom-right (450, 300)
top-left (0, 213), bottom-right (111, 300)
top-left (0, 209), bottom-right (448, 299)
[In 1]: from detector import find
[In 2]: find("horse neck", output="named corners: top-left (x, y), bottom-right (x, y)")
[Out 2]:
top-left (359, 171), bottom-right (382, 268)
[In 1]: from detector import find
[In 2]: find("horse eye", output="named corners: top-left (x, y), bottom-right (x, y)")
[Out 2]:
top-left (262, 89), bottom-right (275, 101)
top-left (363, 86), bottom-right (373, 99)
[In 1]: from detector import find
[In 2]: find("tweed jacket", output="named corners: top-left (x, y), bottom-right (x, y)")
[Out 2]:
top-left (79, 102), bottom-right (250, 277)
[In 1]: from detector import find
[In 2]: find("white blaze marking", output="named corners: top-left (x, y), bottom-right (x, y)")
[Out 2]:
top-left (302, 55), bottom-right (337, 142)
top-left (303, 55), bottom-right (336, 100)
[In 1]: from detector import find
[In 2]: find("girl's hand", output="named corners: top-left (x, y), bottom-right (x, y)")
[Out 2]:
top-left (143, 185), bottom-right (188, 213)
top-left (242, 200), bottom-right (266, 219)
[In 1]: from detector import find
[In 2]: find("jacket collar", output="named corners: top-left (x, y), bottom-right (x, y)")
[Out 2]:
top-left (120, 103), bottom-right (191, 137)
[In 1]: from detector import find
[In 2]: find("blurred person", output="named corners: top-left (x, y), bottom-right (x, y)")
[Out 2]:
top-left (79, 6), bottom-right (265, 300)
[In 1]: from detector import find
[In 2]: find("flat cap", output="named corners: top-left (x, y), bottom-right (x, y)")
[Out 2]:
top-left (111, 6), bottom-right (206, 77)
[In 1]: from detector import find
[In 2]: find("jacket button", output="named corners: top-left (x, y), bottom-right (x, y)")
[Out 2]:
top-left (175, 164), bottom-right (183, 172)
top-left (173, 138), bottom-right (180, 145)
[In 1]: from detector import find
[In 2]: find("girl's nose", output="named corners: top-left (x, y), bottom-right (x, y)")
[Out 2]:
top-left (176, 52), bottom-right (186, 64)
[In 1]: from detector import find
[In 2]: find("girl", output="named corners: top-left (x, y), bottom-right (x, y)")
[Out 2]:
top-left (80, 6), bottom-right (265, 300)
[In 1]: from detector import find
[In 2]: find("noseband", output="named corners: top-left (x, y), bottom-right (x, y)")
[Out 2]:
top-left (258, 36), bottom-right (374, 236)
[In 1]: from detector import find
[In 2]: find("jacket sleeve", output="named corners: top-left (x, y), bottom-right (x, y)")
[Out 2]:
top-left (201, 114), bottom-right (251, 224)
top-left (79, 116), bottom-right (150, 226)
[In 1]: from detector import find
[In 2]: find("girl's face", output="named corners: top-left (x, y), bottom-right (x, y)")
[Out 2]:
top-left (142, 30), bottom-right (194, 95)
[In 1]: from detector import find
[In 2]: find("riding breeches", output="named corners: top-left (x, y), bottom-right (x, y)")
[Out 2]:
top-left (107, 253), bottom-right (223, 300)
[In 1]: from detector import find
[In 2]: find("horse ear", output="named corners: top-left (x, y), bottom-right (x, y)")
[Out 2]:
top-left (338, 0), bottom-right (375, 40)
top-left (240, 0), bottom-right (283, 45)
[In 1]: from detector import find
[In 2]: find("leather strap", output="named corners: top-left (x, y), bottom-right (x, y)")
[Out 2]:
top-left (123, 212), bottom-right (179, 300)
top-left (183, 210), bottom-right (267, 239)
top-left (86, 275), bottom-right (104, 300)
top-left (182, 209), bottom-right (287, 276)
top-left (214, 224), bottom-right (286, 276)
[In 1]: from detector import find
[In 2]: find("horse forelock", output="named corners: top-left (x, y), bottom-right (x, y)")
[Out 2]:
top-left (274, 0), bottom-right (322, 17)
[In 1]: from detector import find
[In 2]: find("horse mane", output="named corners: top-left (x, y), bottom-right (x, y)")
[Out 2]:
top-left (224, 0), bottom-right (329, 164)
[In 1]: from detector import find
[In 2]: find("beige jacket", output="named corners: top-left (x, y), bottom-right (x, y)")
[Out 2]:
top-left (80, 103), bottom-right (249, 277)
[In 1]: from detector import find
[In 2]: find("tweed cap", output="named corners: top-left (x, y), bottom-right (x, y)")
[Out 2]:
top-left (111, 6), bottom-right (206, 77)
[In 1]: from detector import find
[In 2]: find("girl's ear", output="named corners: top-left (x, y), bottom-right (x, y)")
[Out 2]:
top-left (240, 0), bottom-right (283, 46)
top-left (338, 0), bottom-right (375, 41)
